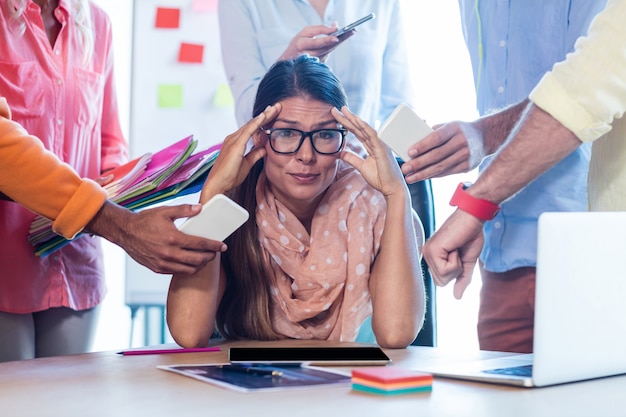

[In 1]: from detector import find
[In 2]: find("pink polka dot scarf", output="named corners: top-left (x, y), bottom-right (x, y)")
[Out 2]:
top-left (255, 162), bottom-right (386, 341)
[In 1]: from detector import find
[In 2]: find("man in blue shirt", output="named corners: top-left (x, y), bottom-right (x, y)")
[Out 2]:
top-left (403, 0), bottom-right (605, 352)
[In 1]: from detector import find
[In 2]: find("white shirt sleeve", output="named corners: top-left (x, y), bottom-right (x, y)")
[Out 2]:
top-left (218, 0), bottom-right (266, 126)
top-left (529, 0), bottom-right (626, 143)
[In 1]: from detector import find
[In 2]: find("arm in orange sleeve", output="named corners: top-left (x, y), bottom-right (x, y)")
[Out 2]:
top-left (1, 98), bottom-right (225, 274)
top-left (0, 98), bottom-right (107, 239)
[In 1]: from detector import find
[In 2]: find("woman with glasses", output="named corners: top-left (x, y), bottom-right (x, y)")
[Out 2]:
top-left (166, 55), bottom-right (425, 349)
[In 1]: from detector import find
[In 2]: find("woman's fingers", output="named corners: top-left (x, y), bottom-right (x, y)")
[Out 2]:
top-left (201, 104), bottom-right (280, 200)
top-left (225, 103), bottom-right (281, 150)
top-left (333, 106), bottom-right (392, 158)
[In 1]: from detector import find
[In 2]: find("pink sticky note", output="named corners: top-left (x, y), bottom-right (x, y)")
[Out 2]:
top-left (192, 0), bottom-right (218, 13)
top-left (178, 42), bottom-right (205, 64)
top-left (155, 7), bottom-right (180, 29)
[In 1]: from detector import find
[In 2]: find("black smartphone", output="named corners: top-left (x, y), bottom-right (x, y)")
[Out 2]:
top-left (228, 346), bottom-right (391, 366)
top-left (329, 13), bottom-right (375, 37)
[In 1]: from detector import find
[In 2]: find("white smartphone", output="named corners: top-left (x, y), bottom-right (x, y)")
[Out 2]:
top-left (329, 13), bottom-right (375, 37)
top-left (378, 103), bottom-right (433, 162)
top-left (177, 194), bottom-right (249, 241)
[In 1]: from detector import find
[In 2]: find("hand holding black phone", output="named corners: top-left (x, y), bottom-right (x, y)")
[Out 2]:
top-left (317, 13), bottom-right (376, 59)
top-left (329, 13), bottom-right (376, 38)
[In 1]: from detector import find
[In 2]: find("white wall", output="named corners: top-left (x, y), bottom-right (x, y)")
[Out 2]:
top-left (91, 0), bottom-right (134, 351)
top-left (90, 0), bottom-right (482, 352)
top-left (399, 0), bottom-right (481, 350)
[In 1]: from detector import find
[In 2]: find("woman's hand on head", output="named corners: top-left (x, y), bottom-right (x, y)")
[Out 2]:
top-left (332, 106), bottom-right (406, 198)
top-left (200, 104), bottom-right (281, 203)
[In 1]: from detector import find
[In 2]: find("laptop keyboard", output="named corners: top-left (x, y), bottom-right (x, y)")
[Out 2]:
top-left (483, 364), bottom-right (533, 377)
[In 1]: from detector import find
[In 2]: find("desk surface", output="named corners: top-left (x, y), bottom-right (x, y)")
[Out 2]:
top-left (1, 340), bottom-right (624, 417)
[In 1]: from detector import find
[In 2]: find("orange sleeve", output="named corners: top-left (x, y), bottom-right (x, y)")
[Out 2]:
top-left (0, 98), bottom-right (107, 239)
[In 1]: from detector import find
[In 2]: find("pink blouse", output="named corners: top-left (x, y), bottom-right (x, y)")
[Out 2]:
top-left (0, 1), bottom-right (128, 313)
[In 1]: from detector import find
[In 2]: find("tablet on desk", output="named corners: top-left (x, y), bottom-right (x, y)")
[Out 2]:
top-left (228, 347), bottom-right (391, 366)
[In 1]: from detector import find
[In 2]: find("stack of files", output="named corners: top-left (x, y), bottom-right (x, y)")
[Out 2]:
top-left (122, 145), bottom-right (219, 210)
top-left (351, 368), bottom-right (433, 395)
top-left (27, 136), bottom-right (221, 257)
top-left (101, 153), bottom-right (153, 196)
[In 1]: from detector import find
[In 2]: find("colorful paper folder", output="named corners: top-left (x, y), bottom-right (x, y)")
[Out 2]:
top-left (27, 137), bottom-right (222, 257)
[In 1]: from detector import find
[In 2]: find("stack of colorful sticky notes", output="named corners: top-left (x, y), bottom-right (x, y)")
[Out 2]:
top-left (351, 367), bottom-right (433, 395)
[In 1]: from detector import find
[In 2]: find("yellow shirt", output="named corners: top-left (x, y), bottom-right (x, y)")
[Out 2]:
top-left (529, 0), bottom-right (626, 211)
top-left (0, 97), bottom-right (106, 239)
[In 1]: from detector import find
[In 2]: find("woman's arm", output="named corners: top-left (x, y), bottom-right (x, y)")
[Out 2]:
top-left (369, 189), bottom-right (424, 348)
top-left (333, 107), bottom-right (424, 348)
top-left (167, 257), bottom-right (226, 348)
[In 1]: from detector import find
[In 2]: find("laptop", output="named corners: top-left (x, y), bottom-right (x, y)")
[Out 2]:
top-left (418, 212), bottom-right (626, 387)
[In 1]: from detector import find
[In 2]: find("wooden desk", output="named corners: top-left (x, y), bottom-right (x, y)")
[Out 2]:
top-left (1, 340), bottom-right (624, 417)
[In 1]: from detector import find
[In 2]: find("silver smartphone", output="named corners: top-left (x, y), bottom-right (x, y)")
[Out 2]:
top-left (330, 13), bottom-right (375, 37)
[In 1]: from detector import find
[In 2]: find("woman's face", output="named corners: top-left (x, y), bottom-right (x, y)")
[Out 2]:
top-left (257, 96), bottom-right (343, 220)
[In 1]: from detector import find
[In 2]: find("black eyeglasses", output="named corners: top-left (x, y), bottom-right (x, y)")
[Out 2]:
top-left (260, 127), bottom-right (347, 155)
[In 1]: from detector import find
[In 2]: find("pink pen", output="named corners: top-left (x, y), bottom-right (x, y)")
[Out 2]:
top-left (119, 347), bottom-right (221, 356)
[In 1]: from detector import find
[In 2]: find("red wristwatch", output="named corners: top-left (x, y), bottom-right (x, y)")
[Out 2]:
top-left (449, 182), bottom-right (500, 221)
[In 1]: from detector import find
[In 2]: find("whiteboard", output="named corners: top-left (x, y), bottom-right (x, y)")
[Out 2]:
top-left (125, 0), bottom-right (237, 306)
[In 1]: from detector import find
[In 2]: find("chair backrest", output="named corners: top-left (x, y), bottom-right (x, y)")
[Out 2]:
top-left (406, 177), bottom-right (437, 346)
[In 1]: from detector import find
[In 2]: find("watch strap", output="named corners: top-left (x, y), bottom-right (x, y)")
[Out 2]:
top-left (449, 182), bottom-right (500, 221)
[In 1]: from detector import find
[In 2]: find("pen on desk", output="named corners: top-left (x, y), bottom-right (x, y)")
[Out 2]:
top-left (119, 347), bottom-right (221, 356)
top-left (218, 365), bottom-right (283, 377)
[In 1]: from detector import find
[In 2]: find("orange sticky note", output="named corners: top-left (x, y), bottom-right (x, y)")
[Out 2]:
top-left (192, 0), bottom-right (218, 13)
top-left (178, 43), bottom-right (204, 64)
top-left (155, 7), bottom-right (180, 29)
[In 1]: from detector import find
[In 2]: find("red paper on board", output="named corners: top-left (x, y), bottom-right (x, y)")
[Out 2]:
top-left (155, 7), bottom-right (180, 29)
top-left (178, 43), bottom-right (204, 64)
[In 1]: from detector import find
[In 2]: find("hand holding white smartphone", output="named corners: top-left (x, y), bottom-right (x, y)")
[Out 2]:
top-left (378, 103), bottom-right (433, 162)
top-left (177, 194), bottom-right (249, 241)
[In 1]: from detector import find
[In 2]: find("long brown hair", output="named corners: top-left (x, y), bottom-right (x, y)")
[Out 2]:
top-left (215, 55), bottom-right (348, 339)
top-left (217, 160), bottom-right (280, 339)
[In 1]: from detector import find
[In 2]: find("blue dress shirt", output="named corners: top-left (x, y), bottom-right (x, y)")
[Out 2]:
top-left (458, 0), bottom-right (606, 272)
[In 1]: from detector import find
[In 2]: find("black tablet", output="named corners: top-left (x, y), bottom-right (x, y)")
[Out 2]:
top-left (228, 346), bottom-right (391, 366)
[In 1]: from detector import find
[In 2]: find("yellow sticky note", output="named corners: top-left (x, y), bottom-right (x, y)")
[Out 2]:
top-left (213, 83), bottom-right (234, 108)
top-left (158, 84), bottom-right (183, 108)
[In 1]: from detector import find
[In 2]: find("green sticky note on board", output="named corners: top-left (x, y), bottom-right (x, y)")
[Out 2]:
top-left (213, 83), bottom-right (234, 108)
top-left (158, 84), bottom-right (183, 108)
